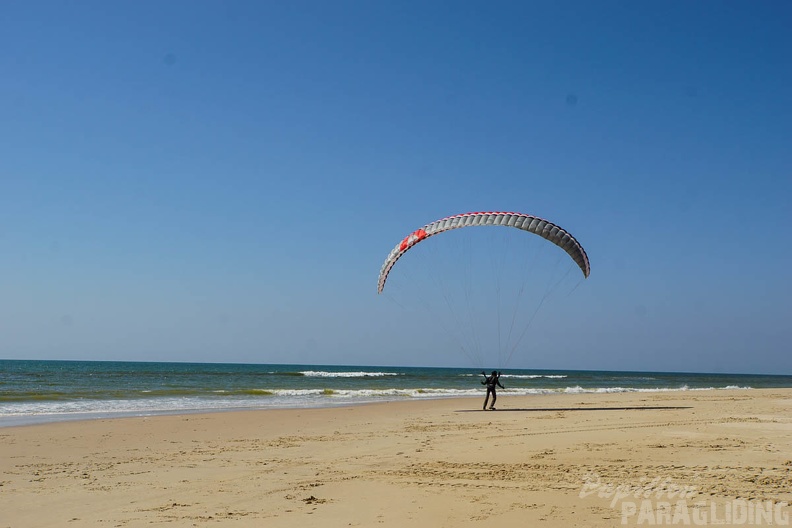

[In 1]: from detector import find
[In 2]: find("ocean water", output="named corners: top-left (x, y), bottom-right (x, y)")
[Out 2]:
top-left (2, 360), bottom-right (791, 427)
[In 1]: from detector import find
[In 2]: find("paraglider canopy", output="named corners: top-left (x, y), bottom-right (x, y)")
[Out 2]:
top-left (378, 211), bottom-right (589, 294)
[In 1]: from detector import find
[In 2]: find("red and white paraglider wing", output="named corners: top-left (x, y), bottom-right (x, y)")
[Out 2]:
top-left (377, 211), bottom-right (589, 294)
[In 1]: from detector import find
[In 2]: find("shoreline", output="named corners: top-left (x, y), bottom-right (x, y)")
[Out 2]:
top-left (3, 389), bottom-right (792, 527)
top-left (0, 383), bottom-right (769, 429)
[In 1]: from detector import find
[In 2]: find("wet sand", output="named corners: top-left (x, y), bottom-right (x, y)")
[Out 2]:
top-left (2, 389), bottom-right (791, 527)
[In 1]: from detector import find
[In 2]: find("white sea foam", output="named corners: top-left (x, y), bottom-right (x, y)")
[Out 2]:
top-left (0, 385), bottom-right (754, 427)
top-left (500, 374), bottom-right (568, 379)
top-left (299, 371), bottom-right (400, 378)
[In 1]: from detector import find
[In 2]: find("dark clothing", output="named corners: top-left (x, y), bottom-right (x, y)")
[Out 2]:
top-left (481, 372), bottom-right (504, 410)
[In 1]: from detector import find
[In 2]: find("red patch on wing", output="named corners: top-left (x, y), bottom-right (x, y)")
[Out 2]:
top-left (399, 228), bottom-right (427, 251)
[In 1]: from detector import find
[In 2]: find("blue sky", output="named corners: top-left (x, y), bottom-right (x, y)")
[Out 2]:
top-left (1, 1), bottom-right (790, 373)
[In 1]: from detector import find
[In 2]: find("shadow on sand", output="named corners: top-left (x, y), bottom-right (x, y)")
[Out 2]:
top-left (455, 406), bottom-right (692, 412)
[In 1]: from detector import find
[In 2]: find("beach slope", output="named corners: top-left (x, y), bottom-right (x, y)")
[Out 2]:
top-left (2, 389), bottom-right (791, 527)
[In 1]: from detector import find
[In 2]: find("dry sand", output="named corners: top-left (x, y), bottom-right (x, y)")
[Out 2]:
top-left (2, 389), bottom-right (791, 527)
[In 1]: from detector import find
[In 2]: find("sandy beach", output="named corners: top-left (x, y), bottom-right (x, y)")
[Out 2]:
top-left (2, 389), bottom-right (791, 527)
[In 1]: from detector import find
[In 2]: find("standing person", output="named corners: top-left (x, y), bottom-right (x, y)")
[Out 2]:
top-left (480, 371), bottom-right (504, 410)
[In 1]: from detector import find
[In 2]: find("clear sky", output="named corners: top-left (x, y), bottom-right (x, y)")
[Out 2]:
top-left (1, 1), bottom-right (790, 373)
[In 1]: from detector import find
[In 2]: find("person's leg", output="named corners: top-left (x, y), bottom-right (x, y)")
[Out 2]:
top-left (489, 390), bottom-right (497, 409)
